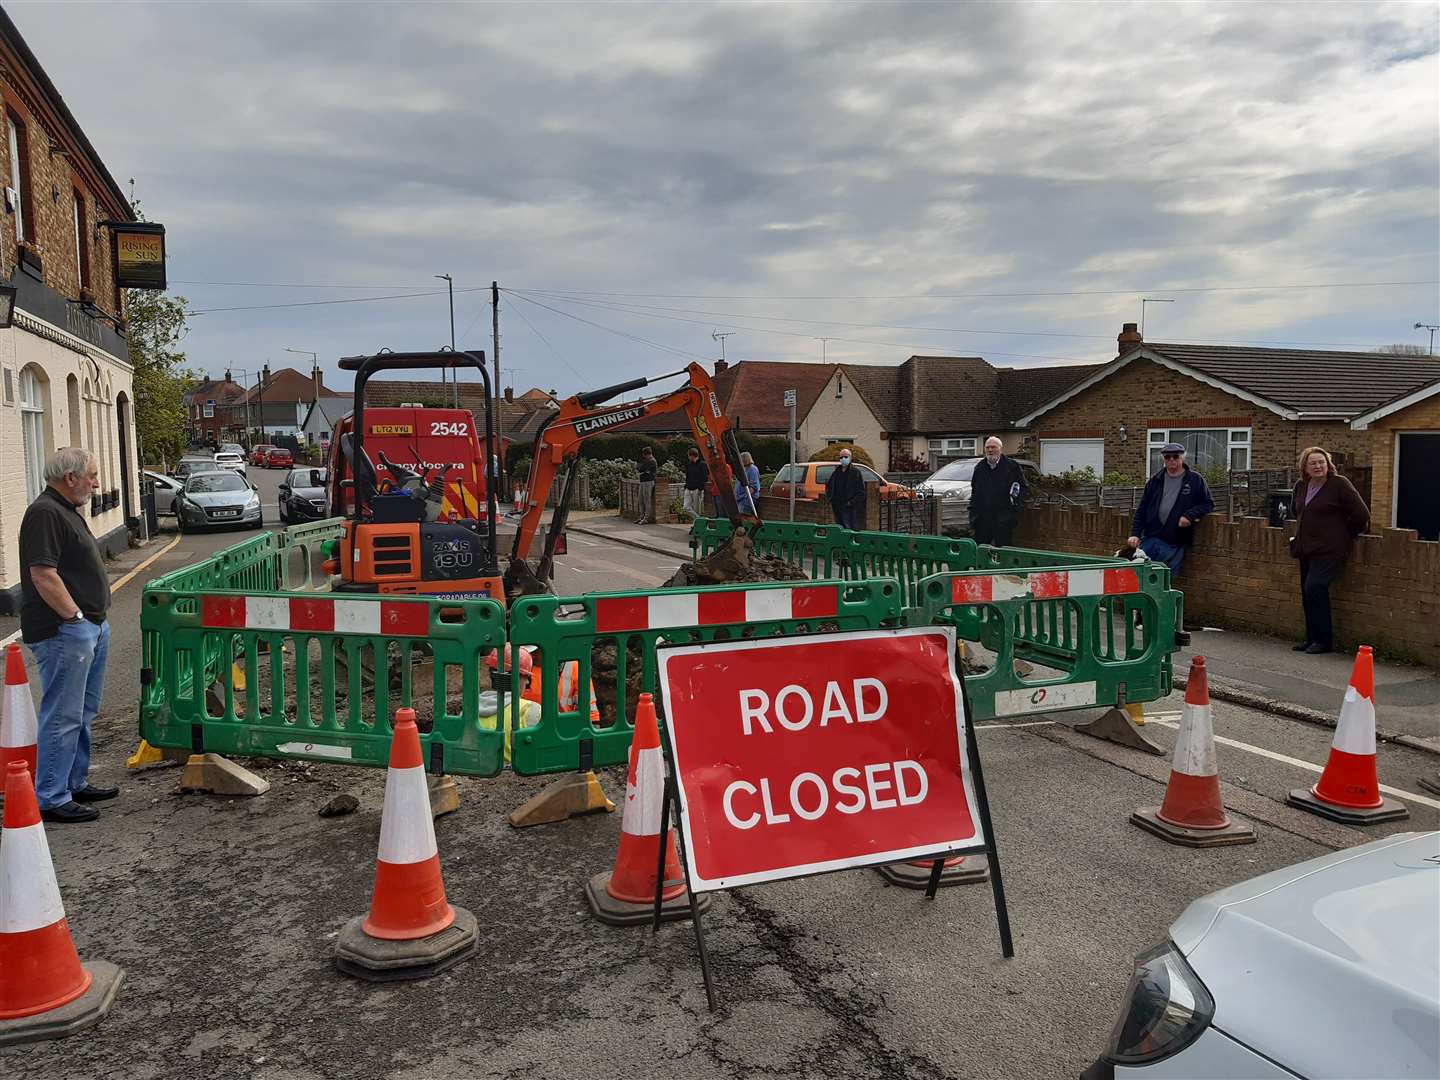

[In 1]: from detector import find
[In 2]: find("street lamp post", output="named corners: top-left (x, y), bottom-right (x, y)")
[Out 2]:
top-left (284, 347), bottom-right (319, 443)
top-left (436, 274), bottom-right (457, 406)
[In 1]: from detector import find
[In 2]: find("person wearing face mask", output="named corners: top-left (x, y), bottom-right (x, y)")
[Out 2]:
top-left (19, 448), bottom-right (118, 824)
top-left (1287, 446), bottom-right (1368, 655)
top-left (1126, 443), bottom-right (1214, 578)
top-left (825, 449), bottom-right (866, 530)
top-left (969, 436), bottom-right (1027, 547)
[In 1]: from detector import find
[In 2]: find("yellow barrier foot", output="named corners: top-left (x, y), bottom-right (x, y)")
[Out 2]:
top-left (1126, 702), bottom-right (1146, 726)
top-left (1076, 706), bottom-right (1165, 756)
top-left (508, 770), bottom-right (614, 828)
top-left (178, 754), bottom-right (271, 797)
top-left (429, 775), bottom-right (460, 819)
top-left (334, 906), bottom-right (478, 982)
top-left (875, 854), bottom-right (989, 889)
top-left (126, 740), bottom-right (164, 769)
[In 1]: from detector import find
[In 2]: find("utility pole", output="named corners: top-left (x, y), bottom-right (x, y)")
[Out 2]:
top-left (436, 274), bottom-right (456, 406)
top-left (1415, 322), bottom-right (1439, 355)
top-left (492, 281), bottom-right (502, 440)
top-left (814, 336), bottom-right (830, 362)
top-left (1140, 298), bottom-right (1174, 335)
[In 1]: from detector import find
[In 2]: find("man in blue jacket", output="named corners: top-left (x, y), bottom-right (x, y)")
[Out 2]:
top-left (1126, 443), bottom-right (1214, 577)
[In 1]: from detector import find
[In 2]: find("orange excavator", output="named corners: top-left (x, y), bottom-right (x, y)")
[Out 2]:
top-left (502, 361), bottom-right (758, 597)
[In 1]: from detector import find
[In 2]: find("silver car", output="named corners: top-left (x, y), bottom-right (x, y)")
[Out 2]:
top-left (143, 470), bottom-right (183, 516)
top-left (173, 454), bottom-right (215, 482)
top-left (1086, 830), bottom-right (1439, 1079)
top-left (175, 470), bottom-right (263, 532)
top-left (914, 456), bottom-right (1041, 533)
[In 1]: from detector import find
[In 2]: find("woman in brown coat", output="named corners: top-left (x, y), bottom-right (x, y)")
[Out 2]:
top-left (1289, 446), bottom-right (1369, 654)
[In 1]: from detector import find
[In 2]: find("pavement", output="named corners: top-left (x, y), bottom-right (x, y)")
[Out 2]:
top-left (569, 513), bottom-right (1440, 756)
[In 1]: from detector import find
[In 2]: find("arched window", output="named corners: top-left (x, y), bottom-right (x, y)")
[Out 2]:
top-left (66, 373), bottom-right (81, 445)
top-left (19, 366), bottom-right (47, 502)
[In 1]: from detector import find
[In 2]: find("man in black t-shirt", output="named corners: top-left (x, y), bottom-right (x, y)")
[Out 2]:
top-left (19, 448), bottom-right (117, 823)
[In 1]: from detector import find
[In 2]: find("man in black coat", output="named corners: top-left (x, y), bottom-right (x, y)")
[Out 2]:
top-left (970, 437), bottom-right (1027, 546)
top-left (824, 449), bottom-right (866, 530)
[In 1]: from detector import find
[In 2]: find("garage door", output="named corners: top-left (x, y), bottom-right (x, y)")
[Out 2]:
top-left (1039, 439), bottom-right (1104, 476)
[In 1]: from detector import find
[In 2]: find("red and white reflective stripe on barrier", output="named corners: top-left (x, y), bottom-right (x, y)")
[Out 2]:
top-left (594, 585), bottom-right (840, 634)
top-left (200, 596), bottom-right (431, 637)
top-left (950, 567), bottom-right (1139, 604)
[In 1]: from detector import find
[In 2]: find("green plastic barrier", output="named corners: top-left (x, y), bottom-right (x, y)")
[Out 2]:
top-left (140, 531), bottom-right (507, 775)
top-left (911, 561), bottom-right (1181, 720)
top-left (506, 578), bottom-right (904, 775)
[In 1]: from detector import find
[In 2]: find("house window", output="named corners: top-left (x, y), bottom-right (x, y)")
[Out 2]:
top-left (825, 436), bottom-right (856, 445)
top-left (20, 366), bottom-right (46, 502)
top-left (1148, 427), bottom-right (1250, 474)
top-left (7, 110), bottom-right (31, 243)
top-left (929, 437), bottom-right (978, 457)
top-left (73, 190), bottom-right (90, 289)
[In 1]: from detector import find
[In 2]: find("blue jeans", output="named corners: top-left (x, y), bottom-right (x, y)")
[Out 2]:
top-left (29, 619), bottom-right (109, 809)
top-left (1139, 536), bottom-right (1186, 576)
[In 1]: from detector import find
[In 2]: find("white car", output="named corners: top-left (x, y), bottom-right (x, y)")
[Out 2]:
top-left (143, 469), bottom-right (183, 515)
top-left (213, 451), bottom-right (248, 476)
top-left (1084, 831), bottom-right (1439, 1079)
top-left (914, 456), bottom-right (1040, 533)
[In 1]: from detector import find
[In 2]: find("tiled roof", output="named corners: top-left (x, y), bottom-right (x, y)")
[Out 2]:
top-left (609, 362), bottom-right (834, 434)
top-left (1143, 343), bottom-right (1440, 418)
top-left (361, 379), bottom-right (491, 410)
top-left (998, 363), bottom-right (1102, 419)
top-left (242, 367), bottom-right (335, 404)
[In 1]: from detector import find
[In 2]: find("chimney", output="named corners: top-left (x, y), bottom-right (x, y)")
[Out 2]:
top-left (224, 368), bottom-right (232, 383)
top-left (715, 359), bottom-right (728, 374)
top-left (312, 364), bottom-right (322, 400)
top-left (504, 386), bottom-right (513, 403)
top-left (1118, 322), bottom-right (1143, 352)
top-left (262, 364), bottom-right (271, 386)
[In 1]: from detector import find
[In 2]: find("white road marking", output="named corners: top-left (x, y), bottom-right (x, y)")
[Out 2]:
top-left (1148, 719), bottom-right (1440, 811)
top-left (978, 720), bottom-right (1058, 729)
top-left (110, 535), bottom-right (184, 593)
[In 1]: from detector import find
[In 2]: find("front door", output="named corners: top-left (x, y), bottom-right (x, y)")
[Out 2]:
top-left (1396, 432), bottom-right (1440, 540)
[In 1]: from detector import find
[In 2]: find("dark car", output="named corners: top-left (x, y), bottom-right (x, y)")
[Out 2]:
top-left (265, 446), bottom-right (295, 469)
top-left (278, 467), bottom-right (329, 524)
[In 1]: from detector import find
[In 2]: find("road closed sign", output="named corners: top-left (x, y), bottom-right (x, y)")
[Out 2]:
top-left (657, 626), bottom-right (986, 892)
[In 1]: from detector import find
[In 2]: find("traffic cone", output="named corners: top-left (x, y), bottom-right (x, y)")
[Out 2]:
top-left (876, 853), bottom-right (989, 890)
top-left (1131, 657), bottom-right (1256, 847)
top-left (1288, 647), bottom-right (1409, 825)
top-left (585, 693), bottom-right (710, 926)
top-left (333, 708), bottom-right (477, 981)
top-left (512, 486), bottom-right (524, 514)
top-left (0, 762), bottom-right (123, 1046)
top-left (1, 645), bottom-right (37, 782)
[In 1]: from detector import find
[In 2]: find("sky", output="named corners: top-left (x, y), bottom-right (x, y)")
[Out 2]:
top-left (9, 1), bottom-right (1439, 400)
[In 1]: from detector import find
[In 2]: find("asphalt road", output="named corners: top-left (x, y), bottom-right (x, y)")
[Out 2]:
top-left (2, 502), bottom-right (1437, 1079)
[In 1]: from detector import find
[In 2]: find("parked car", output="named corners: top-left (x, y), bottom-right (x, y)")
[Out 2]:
top-left (769, 461), bottom-right (913, 503)
top-left (278, 467), bottom-right (329, 524)
top-left (172, 454), bottom-right (216, 481)
top-left (1083, 830), bottom-right (1439, 1079)
top-left (914, 456), bottom-right (1041, 533)
top-left (213, 451), bottom-right (248, 476)
top-left (143, 470), bottom-right (183, 516)
top-left (265, 446), bottom-right (295, 469)
top-left (175, 470), bottom-right (263, 532)
top-left (219, 442), bottom-right (246, 458)
top-left (249, 444), bottom-right (276, 466)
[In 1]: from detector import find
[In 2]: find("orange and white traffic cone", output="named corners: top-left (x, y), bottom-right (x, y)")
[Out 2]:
top-left (512, 486), bottom-right (524, 514)
top-left (585, 693), bottom-right (709, 926)
top-left (1131, 657), bottom-right (1256, 847)
top-left (333, 708), bottom-right (477, 981)
top-left (1288, 646), bottom-right (1409, 824)
top-left (1, 645), bottom-right (37, 782)
top-left (0, 762), bottom-right (123, 1046)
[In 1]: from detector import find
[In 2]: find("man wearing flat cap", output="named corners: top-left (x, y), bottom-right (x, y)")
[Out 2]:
top-left (1126, 442), bottom-right (1214, 578)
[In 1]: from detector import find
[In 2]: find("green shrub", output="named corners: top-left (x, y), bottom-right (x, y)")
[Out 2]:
top-left (811, 442), bottom-right (875, 467)
top-left (736, 434), bottom-right (791, 471)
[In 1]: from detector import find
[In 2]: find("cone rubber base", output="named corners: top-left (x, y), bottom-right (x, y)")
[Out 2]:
top-left (584, 871), bottom-right (710, 927)
top-left (1418, 774), bottom-right (1440, 798)
top-left (0, 961), bottom-right (123, 1047)
top-left (875, 855), bottom-right (989, 889)
top-left (1286, 789), bottom-right (1409, 825)
top-left (334, 906), bottom-right (477, 982)
top-left (1076, 707), bottom-right (1165, 756)
top-left (1130, 807), bottom-right (1256, 848)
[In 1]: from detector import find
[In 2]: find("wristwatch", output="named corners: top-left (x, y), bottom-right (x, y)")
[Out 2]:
top-left (66, 611), bottom-right (85, 624)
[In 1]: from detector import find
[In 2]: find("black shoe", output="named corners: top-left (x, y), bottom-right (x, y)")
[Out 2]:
top-left (1304, 642), bottom-right (1333, 655)
top-left (40, 801), bottom-right (99, 823)
top-left (73, 783), bottom-right (119, 802)
top-left (1292, 641), bottom-right (1313, 652)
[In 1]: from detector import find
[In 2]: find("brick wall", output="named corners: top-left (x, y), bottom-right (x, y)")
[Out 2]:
top-left (1365, 394), bottom-right (1440, 530)
top-left (758, 482), bottom-right (881, 530)
top-left (1031, 358), bottom-right (1369, 477)
top-left (1014, 504), bottom-right (1440, 662)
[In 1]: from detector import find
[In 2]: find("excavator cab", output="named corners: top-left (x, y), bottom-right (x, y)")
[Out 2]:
top-left (330, 350), bottom-right (505, 603)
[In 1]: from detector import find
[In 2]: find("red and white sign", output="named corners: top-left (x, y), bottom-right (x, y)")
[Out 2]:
top-left (657, 626), bottom-right (985, 892)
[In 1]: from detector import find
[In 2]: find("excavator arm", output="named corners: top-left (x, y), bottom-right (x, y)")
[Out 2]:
top-left (504, 362), bottom-right (755, 596)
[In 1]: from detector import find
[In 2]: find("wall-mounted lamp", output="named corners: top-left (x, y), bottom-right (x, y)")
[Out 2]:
top-left (1118, 423), bottom-right (1128, 443)
top-left (50, 182), bottom-right (60, 204)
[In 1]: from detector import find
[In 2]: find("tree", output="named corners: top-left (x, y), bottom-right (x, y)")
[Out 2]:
top-left (811, 441), bottom-right (875, 468)
top-left (125, 287), bottom-right (194, 468)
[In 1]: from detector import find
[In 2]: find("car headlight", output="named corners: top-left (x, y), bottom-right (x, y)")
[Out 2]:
top-left (1103, 942), bottom-right (1214, 1066)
